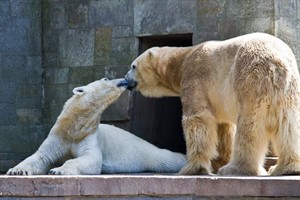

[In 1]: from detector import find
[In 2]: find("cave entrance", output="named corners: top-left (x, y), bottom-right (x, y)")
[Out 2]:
top-left (130, 34), bottom-right (193, 154)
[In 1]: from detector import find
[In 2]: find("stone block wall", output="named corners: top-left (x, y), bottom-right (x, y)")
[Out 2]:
top-left (0, 0), bottom-right (299, 172)
top-left (42, 0), bottom-right (135, 132)
top-left (195, 0), bottom-right (275, 43)
top-left (0, 0), bottom-right (43, 172)
top-left (275, 0), bottom-right (300, 64)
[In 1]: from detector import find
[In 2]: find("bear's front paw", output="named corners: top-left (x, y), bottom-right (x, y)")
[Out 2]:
top-left (6, 168), bottom-right (33, 176)
top-left (48, 167), bottom-right (79, 175)
top-left (179, 163), bottom-right (213, 175)
top-left (48, 168), bottom-right (64, 175)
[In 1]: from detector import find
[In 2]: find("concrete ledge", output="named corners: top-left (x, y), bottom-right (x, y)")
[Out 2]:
top-left (1, 175), bottom-right (300, 198)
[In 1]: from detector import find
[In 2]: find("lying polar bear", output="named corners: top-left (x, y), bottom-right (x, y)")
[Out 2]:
top-left (7, 78), bottom-right (186, 175)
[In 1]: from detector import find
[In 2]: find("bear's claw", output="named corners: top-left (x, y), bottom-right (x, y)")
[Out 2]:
top-left (6, 168), bottom-right (30, 175)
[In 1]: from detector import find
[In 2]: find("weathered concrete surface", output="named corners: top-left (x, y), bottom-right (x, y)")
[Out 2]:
top-left (1, 175), bottom-right (300, 199)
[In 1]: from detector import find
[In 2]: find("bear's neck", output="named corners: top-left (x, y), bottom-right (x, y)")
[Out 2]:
top-left (52, 107), bottom-right (102, 141)
top-left (157, 46), bottom-right (194, 93)
top-left (50, 92), bottom-right (121, 140)
top-left (51, 100), bottom-right (107, 140)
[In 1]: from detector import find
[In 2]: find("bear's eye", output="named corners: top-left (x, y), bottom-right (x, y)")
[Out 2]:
top-left (132, 65), bottom-right (136, 69)
top-left (103, 78), bottom-right (108, 81)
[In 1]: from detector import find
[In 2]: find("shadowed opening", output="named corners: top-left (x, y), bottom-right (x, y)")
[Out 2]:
top-left (130, 33), bottom-right (193, 154)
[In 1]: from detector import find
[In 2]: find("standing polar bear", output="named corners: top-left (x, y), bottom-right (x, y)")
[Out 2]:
top-left (125, 32), bottom-right (300, 176)
top-left (7, 78), bottom-right (186, 175)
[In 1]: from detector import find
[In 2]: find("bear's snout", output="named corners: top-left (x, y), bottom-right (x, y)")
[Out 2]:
top-left (125, 78), bottom-right (137, 90)
top-left (117, 79), bottom-right (129, 88)
top-left (124, 73), bottom-right (137, 90)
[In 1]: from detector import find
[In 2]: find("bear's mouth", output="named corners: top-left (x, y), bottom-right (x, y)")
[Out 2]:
top-left (125, 78), bottom-right (137, 90)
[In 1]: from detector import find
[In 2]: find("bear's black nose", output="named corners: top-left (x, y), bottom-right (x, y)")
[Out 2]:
top-left (117, 79), bottom-right (129, 87)
top-left (126, 79), bottom-right (137, 90)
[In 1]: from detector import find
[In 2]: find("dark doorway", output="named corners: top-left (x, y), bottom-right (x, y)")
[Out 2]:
top-left (130, 34), bottom-right (193, 154)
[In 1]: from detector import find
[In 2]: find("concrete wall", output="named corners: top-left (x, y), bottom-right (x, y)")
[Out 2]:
top-left (0, 0), bottom-right (299, 172)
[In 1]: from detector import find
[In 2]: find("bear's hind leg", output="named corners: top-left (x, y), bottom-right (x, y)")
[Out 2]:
top-left (179, 111), bottom-right (218, 175)
top-left (218, 109), bottom-right (269, 176)
top-left (211, 122), bottom-right (235, 173)
top-left (268, 108), bottom-right (300, 176)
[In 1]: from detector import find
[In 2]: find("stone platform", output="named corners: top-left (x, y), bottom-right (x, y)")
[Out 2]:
top-left (1, 175), bottom-right (300, 199)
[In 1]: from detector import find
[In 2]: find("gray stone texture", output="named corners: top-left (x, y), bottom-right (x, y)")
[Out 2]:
top-left (43, 84), bottom-right (69, 123)
top-left (59, 29), bottom-right (95, 67)
top-left (17, 109), bottom-right (42, 125)
top-left (26, 56), bottom-right (43, 84)
top-left (67, 0), bottom-right (89, 28)
top-left (16, 84), bottom-right (43, 109)
top-left (0, 104), bottom-right (17, 125)
top-left (113, 26), bottom-right (133, 38)
top-left (42, 1), bottom-right (67, 30)
top-left (45, 68), bottom-right (69, 84)
top-left (0, 0), bottom-right (300, 173)
top-left (0, 0), bottom-right (43, 172)
top-left (0, 1), bottom-right (10, 25)
top-left (134, 0), bottom-right (197, 35)
top-left (195, 0), bottom-right (275, 43)
top-left (0, 18), bottom-right (31, 54)
top-left (95, 27), bottom-right (112, 66)
top-left (274, 0), bottom-right (298, 53)
top-left (89, 0), bottom-right (134, 27)
top-left (111, 37), bottom-right (137, 65)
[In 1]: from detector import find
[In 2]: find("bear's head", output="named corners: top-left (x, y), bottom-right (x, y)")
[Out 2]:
top-left (55, 78), bottom-right (128, 140)
top-left (125, 47), bottom-right (180, 97)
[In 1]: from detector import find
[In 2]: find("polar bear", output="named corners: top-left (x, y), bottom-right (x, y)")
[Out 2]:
top-left (125, 32), bottom-right (300, 176)
top-left (6, 78), bottom-right (186, 175)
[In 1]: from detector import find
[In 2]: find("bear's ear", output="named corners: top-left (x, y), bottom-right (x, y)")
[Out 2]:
top-left (72, 86), bottom-right (85, 96)
top-left (148, 47), bottom-right (158, 60)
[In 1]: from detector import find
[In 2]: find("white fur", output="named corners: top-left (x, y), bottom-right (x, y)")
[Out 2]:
top-left (7, 124), bottom-right (186, 175)
top-left (125, 33), bottom-right (300, 176)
